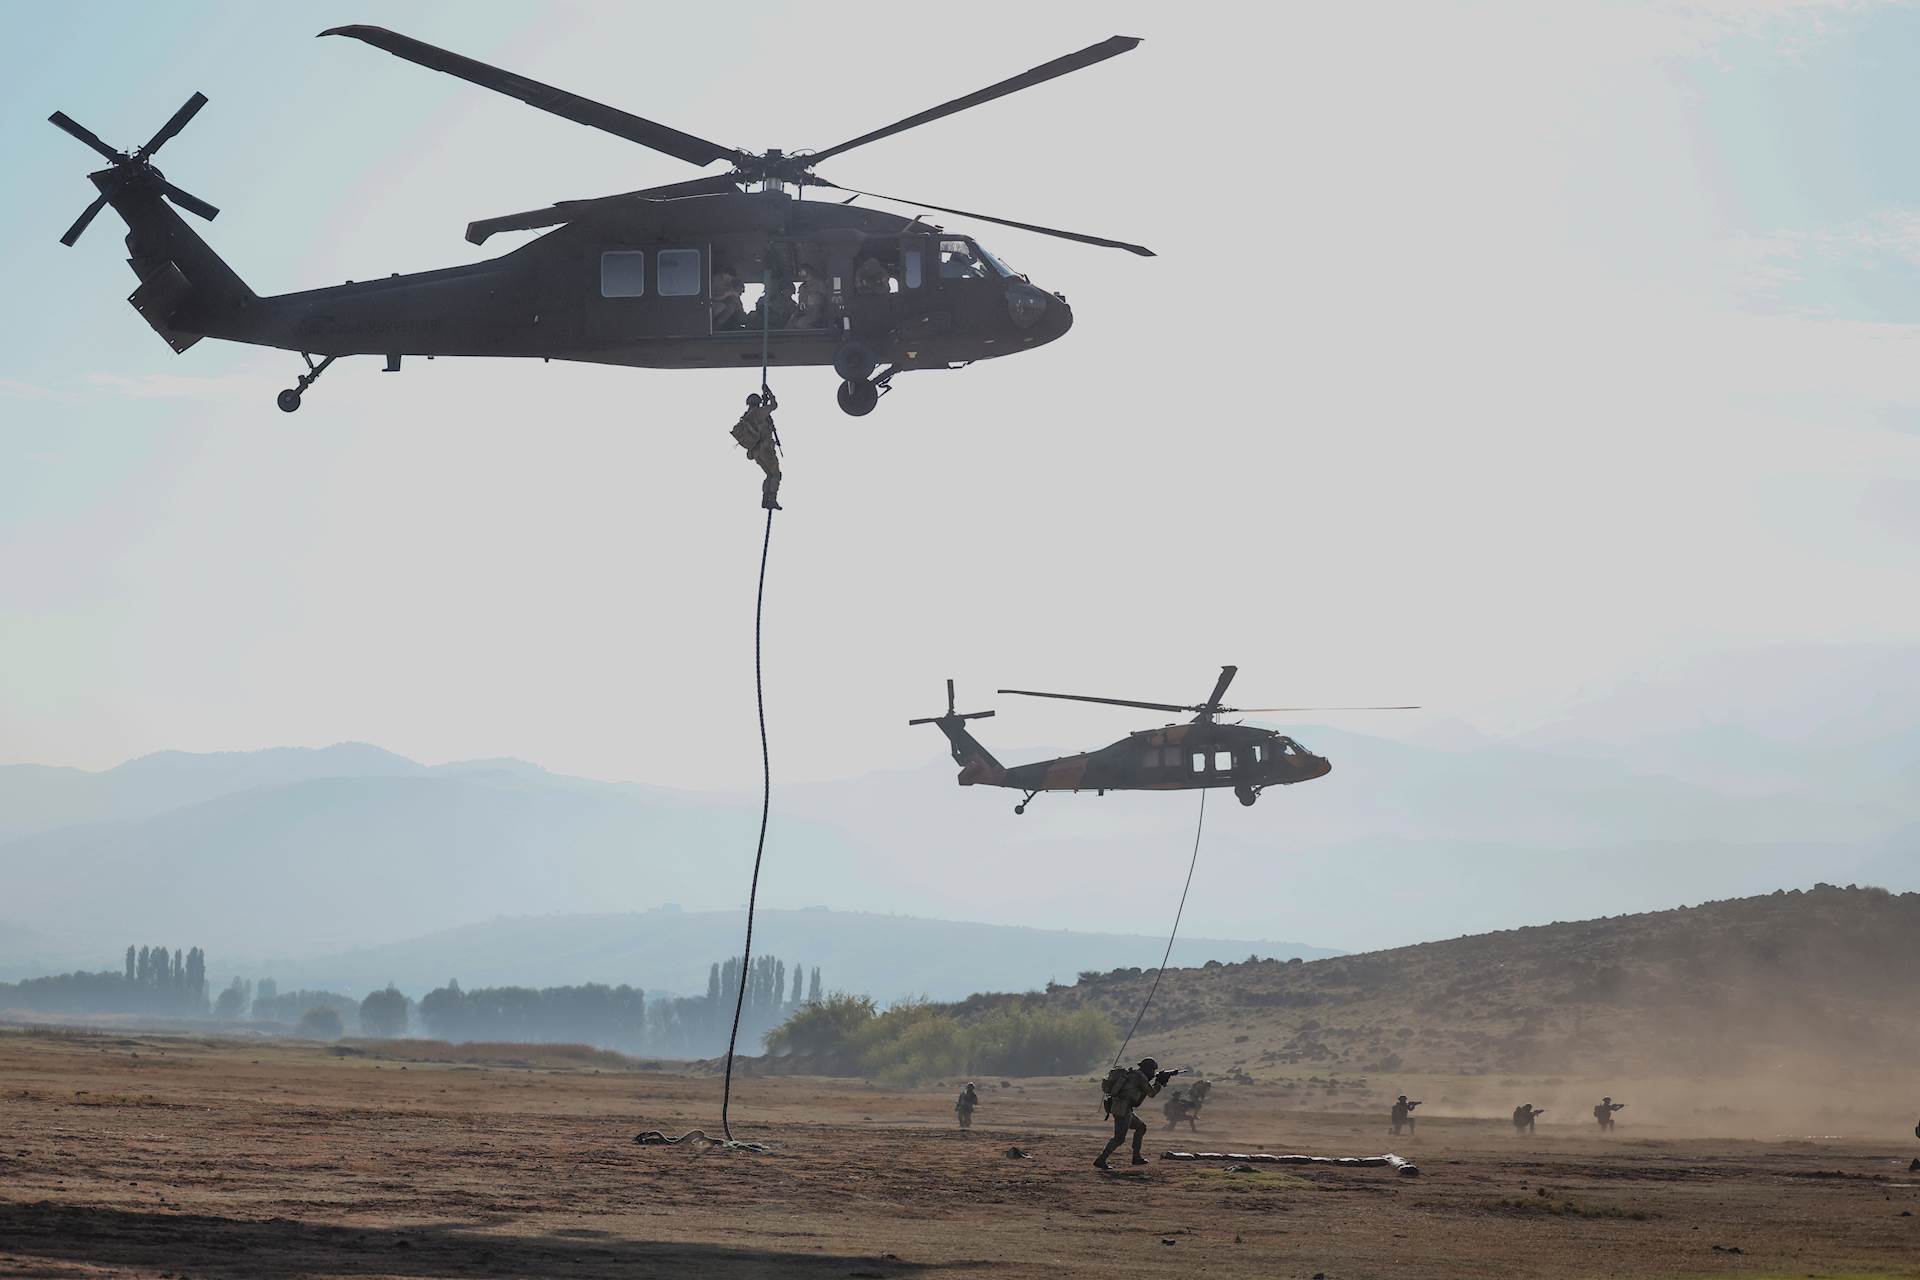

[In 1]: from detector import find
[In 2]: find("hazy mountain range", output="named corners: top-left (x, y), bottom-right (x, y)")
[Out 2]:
top-left (1, 644), bottom-right (1912, 996)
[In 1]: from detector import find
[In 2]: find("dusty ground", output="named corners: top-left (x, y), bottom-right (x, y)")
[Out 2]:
top-left (2, 1030), bottom-right (1916, 1279)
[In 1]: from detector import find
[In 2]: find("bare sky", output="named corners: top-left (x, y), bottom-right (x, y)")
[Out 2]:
top-left (3, 0), bottom-right (1918, 789)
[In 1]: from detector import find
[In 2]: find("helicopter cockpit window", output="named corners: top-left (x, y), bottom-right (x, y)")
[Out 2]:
top-left (902, 248), bottom-right (923, 289)
top-left (975, 242), bottom-right (1020, 280)
top-left (600, 251), bottom-right (646, 298)
top-left (939, 239), bottom-right (995, 280)
top-left (1142, 748), bottom-right (1160, 768)
top-left (657, 249), bottom-right (702, 297)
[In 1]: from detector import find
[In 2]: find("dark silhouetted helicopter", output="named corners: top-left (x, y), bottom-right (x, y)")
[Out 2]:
top-left (911, 668), bottom-right (1417, 813)
top-left (50, 27), bottom-right (1151, 417)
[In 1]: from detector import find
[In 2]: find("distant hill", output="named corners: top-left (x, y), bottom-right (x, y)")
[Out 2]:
top-left (273, 908), bottom-right (1340, 1002)
top-left (952, 885), bottom-right (1920, 1078)
top-left (3, 652), bottom-right (1916, 973)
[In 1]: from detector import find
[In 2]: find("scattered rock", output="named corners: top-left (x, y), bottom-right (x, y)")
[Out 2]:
top-left (1005, 1146), bottom-right (1033, 1160)
top-left (1161, 1238), bottom-right (1177, 1246)
top-left (1226, 1163), bottom-right (1254, 1173)
top-left (1710, 1244), bottom-right (1743, 1254)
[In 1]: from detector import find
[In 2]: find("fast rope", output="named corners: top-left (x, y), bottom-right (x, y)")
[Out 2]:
top-left (716, 267), bottom-right (779, 1145)
top-left (1112, 787), bottom-right (1208, 1067)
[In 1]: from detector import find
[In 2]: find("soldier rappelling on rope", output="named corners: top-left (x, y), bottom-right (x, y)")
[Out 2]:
top-left (731, 387), bottom-right (783, 511)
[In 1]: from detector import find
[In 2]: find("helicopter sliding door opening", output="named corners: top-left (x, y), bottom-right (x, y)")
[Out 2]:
top-left (726, 239), bottom-right (837, 336)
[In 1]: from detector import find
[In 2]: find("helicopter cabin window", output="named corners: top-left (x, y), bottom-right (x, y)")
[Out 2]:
top-left (1213, 750), bottom-right (1233, 773)
top-left (1252, 744), bottom-right (1265, 763)
top-left (1190, 752), bottom-right (1206, 775)
top-left (600, 251), bottom-right (645, 298)
top-left (902, 248), bottom-right (923, 289)
top-left (657, 249), bottom-right (702, 297)
top-left (939, 239), bottom-right (995, 281)
top-left (1162, 746), bottom-right (1182, 767)
top-left (1142, 748), bottom-right (1160, 768)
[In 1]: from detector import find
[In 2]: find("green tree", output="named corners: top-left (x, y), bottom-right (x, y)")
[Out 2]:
top-left (359, 985), bottom-right (409, 1038)
top-left (807, 967), bottom-right (822, 1003)
top-left (790, 964), bottom-right (803, 1006)
top-left (214, 977), bottom-right (251, 1019)
top-left (124, 945), bottom-right (135, 983)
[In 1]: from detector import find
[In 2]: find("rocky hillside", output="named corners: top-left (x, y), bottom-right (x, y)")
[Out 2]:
top-left (948, 885), bottom-right (1920, 1078)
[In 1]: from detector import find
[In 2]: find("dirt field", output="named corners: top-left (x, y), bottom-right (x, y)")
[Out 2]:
top-left (2, 1030), bottom-right (1916, 1279)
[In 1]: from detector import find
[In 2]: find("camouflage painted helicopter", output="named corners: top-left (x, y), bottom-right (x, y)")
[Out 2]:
top-left (49, 26), bottom-right (1150, 417)
top-left (910, 668), bottom-right (1417, 813)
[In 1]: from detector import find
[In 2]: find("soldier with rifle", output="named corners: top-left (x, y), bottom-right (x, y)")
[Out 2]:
top-left (1512, 1103), bottom-right (1544, 1134)
top-left (1593, 1096), bottom-right (1626, 1131)
top-left (1097, 1057), bottom-right (1180, 1169)
top-left (1390, 1094), bottom-right (1423, 1136)
top-left (1162, 1078), bottom-right (1212, 1132)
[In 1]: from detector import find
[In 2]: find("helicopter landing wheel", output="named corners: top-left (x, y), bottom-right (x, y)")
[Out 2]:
top-left (1014, 802), bottom-right (1026, 815)
top-left (276, 388), bottom-right (302, 414)
top-left (832, 341), bottom-right (877, 383)
top-left (837, 378), bottom-right (879, 417)
top-left (1235, 785), bottom-right (1258, 807)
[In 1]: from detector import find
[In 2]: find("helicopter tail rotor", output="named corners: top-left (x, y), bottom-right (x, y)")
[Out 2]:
top-left (910, 680), bottom-right (1004, 781)
top-left (908, 678), bottom-right (996, 726)
top-left (49, 94), bottom-right (220, 246)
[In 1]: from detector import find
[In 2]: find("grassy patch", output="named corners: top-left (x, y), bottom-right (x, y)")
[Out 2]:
top-left (1493, 1191), bottom-right (1650, 1220)
top-left (341, 1038), bottom-right (650, 1071)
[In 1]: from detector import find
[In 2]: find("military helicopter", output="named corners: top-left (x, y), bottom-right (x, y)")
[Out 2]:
top-left (911, 668), bottom-right (1418, 812)
top-left (49, 25), bottom-right (1152, 418)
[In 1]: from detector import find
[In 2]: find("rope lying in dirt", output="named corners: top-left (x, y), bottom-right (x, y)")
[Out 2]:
top-left (1161, 1151), bottom-right (1420, 1176)
top-left (717, 506), bottom-right (775, 1146)
top-left (634, 1129), bottom-right (772, 1154)
top-left (1113, 788), bottom-right (1208, 1066)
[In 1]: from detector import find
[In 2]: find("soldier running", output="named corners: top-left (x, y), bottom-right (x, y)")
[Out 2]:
top-left (1512, 1103), bottom-right (1543, 1134)
top-left (1593, 1097), bottom-right (1626, 1131)
top-left (730, 389), bottom-right (783, 510)
top-left (955, 1082), bottom-right (979, 1132)
top-left (1097, 1056), bottom-right (1176, 1169)
top-left (1390, 1094), bottom-right (1422, 1136)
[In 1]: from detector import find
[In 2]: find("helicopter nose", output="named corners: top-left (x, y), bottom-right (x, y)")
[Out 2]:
top-left (1310, 755), bottom-right (1332, 779)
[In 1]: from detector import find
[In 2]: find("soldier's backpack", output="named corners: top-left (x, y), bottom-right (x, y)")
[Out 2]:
top-left (1099, 1065), bottom-right (1129, 1118)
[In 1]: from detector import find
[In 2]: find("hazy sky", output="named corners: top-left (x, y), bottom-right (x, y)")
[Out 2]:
top-left (3, 0), bottom-right (1918, 789)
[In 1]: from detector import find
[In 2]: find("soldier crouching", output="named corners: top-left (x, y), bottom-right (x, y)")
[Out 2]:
top-left (1098, 1056), bottom-right (1176, 1169)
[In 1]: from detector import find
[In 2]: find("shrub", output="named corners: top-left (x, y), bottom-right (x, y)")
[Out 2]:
top-left (761, 993), bottom-right (876, 1058)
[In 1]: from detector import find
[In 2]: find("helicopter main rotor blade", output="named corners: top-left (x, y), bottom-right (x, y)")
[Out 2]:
top-left (161, 182), bottom-right (219, 221)
top-left (1231, 706), bottom-right (1423, 713)
top-left (464, 174), bottom-right (740, 244)
top-left (807, 35), bottom-right (1141, 165)
top-left (49, 111), bottom-right (123, 163)
top-left (1202, 665), bottom-right (1238, 715)
top-left (60, 192), bottom-right (111, 247)
top-left (321, 25), bottom-right (744, 170)
top-left (998, 688), bottom-right (1192, 714)
top-left (138, 92), bottom-right (207, 159)
top-left (815, 182), bottom-right (1153, 257)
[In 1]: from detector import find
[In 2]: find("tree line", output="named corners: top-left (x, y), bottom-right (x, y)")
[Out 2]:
top-left (0, 947), bottom-right (824, 1060)
top-left (0, 944), bottom-right (209, 1016)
